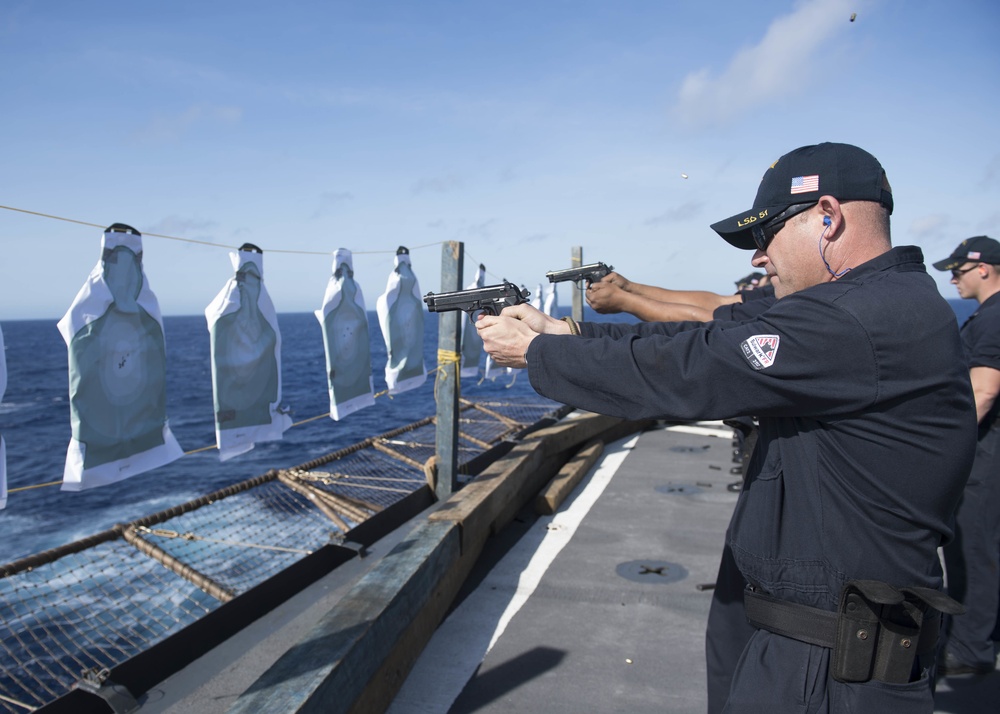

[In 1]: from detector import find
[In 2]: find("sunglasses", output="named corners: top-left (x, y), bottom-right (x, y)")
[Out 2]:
top-left (951, 264), bottom-right (980, 279)
top-left (751, 202), bottom-right (817, 251)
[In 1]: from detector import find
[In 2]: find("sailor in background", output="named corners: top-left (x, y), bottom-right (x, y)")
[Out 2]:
top-left (932, 236), bottom-right (1000, 677)
top-left (478, 143), bottom-right (974, 712)
top-left (734, 271), bottom-right (768, 292)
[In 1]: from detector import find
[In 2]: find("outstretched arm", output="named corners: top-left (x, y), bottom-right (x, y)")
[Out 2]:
top-left (597, 272), bottom-right (741, 313)
top-left (586, 281), bottom-right (716, 322)
top-left (970, 366), bottom-right (1000, 424)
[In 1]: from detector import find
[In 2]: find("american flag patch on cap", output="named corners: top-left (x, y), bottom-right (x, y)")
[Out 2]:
top-left (790, 175), bottom-right (819, 194)
top-left (969, 251), bottom-right (982, 259)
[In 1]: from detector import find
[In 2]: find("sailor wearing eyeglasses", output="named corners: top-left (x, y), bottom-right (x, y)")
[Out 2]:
top-left (932, 236), bottom-right (1000, 678)
top-left (477, 142), bottom-right (975, 713)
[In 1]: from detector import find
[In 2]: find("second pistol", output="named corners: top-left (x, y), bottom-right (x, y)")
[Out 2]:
top-left (545, 261), bottom-right (614, 286)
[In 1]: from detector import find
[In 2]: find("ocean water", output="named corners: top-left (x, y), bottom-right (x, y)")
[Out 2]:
top-left (0, 311), bottom-right (552, 564)
top-left (0, 298), bottom-right (975, 564)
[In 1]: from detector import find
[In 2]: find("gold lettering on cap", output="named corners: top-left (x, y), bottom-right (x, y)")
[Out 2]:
top-left (737, 209), bottom-right (769, 228)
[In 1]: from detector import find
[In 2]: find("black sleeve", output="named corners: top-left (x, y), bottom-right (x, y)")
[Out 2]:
top-left (713, 295), bottom-right (776, 322)
top-left (579, 319), bottom-right (708, 340)
top-left (965, 307), bottom-right (1000, 371)
top-left (527, 291), bottom-right (878, 422)
top-left (742, 284), bottom-right (776, 301)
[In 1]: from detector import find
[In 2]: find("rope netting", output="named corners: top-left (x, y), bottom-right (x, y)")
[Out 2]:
top-left (0, 396), bottom-right (562, 713)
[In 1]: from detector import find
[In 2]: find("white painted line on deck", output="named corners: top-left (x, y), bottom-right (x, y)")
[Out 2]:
top-left (387, 433), bottom-right (642, 714)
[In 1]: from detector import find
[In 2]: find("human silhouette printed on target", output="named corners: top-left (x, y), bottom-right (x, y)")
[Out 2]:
top-left (69, 244), bottom-right (168, 468)
top-left (323, 260), bottom-right (372, 404)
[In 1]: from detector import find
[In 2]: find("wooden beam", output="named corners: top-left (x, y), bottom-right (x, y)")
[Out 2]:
top-left (535, 439), bottom-right (604, 515)
top-left (429, 413), bottom-right (652, 553)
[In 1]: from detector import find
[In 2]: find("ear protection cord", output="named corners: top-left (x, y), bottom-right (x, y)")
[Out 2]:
top-left (819, 216), bottom-right (851, 278)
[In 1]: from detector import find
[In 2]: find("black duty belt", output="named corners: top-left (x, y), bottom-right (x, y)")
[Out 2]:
top-left (744, 580), bottom-right (964, 683)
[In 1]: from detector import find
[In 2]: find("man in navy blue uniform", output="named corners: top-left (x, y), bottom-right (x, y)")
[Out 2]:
top-left (478, 142), bottom-right (975, 712)
top-left (933, 236), bottom-right (1000, 677)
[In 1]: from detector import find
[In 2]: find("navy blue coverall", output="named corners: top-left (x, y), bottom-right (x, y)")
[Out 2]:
top-left (713, 284), bottom-right (775, 322)
top-left (525, 247), bottom-right (976, 712)
top-left (942, 290), bottom-right (1000, 670)
top-left (707, 284), bottom-right (777, 713)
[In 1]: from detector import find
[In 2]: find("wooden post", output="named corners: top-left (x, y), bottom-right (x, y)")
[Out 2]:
top-left (434, 241), bottom-right (464, 499)
top-left (571, 246), bottom-right (584, 322)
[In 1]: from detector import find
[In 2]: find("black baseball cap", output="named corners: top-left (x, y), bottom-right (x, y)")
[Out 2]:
top-left (932, 236), bottom-right (1000, 271)
top-left (711, 143), bottom-right (894, 250)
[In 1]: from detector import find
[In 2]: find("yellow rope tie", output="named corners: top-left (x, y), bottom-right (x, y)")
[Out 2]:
top-left (427, 349), bottom-right (463, 406)
top-left (433, 349), bottom-right (462, 385)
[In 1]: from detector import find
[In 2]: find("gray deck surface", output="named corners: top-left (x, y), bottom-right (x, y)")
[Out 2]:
top-left (390, 423), bottom-right (999, 714)
top-left (390, 423), bottom-right (738, 714)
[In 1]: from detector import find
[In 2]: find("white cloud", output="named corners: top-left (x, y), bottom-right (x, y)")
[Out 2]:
top-left (909, 214), bottom-right (952, 240)
top-left (463, 219), bottom-right (498, 239)
top-left (411, 174), bottom-right (464, 195)
top-left (981, 154), bottom-right (1000, 187)
top-left (644, 200), bottom-right (705, 226)
top-left (145, 215), bottom-right (219, 236)
top-left (674, 0), bottom-right (855, 126)
top-left (311, 191), bottom-right (355, 219)
top-left (133, 103), bottom-right (243, 143)
top-left (977, 211), bottom-right (1000, 234)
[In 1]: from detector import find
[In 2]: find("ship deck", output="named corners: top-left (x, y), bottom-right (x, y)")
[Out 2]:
top-left (139, 421), bottom-right (998, 713)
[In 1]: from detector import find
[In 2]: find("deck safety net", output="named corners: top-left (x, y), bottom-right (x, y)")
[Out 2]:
top-left (0, 396), bottom-right (563, 713)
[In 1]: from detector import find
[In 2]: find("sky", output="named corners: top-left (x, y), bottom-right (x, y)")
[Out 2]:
top-left (1, 0), bottom-right (998, 320)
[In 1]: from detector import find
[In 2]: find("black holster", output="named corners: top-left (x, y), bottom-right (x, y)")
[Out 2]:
top-left (831, 580), bottom-right (965, 684)
top-left (744, 580), bottom-right (964, 685)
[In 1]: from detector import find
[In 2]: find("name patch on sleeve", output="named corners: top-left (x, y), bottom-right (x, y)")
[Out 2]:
top-left (741, 334), bottom-right (780, 370)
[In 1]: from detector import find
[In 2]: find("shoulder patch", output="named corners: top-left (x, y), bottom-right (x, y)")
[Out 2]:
top-left (741, 334), bottom-right (780, 370)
